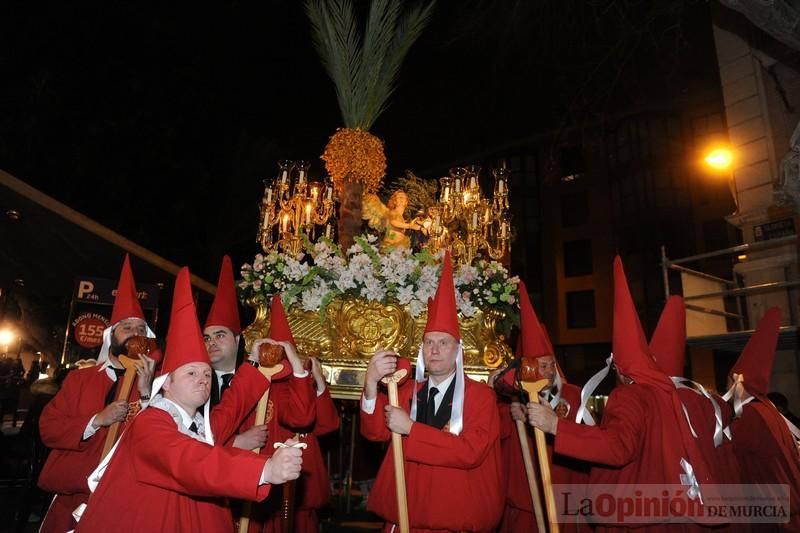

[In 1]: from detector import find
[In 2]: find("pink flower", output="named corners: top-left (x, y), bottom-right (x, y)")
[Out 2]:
top-left (507, 295), bottom-right (515, 304)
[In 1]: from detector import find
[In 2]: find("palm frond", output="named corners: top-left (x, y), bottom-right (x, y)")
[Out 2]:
top-left (370, 1), bottom-right (436, 127)
top-left (306, 0), bottom-right (435, 130)
top-left (305, 0), bottom-right (363, 127)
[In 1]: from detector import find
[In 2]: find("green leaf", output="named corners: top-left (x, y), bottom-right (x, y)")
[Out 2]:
top-left (305, 0), bottom-right (435, 130)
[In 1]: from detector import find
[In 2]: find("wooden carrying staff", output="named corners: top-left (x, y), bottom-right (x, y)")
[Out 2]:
top-left (521, 375), bottom-right (560, 533)
top-left (100, 336), bottom-right (159, 460)
top-left (238, 344), bottom-right (290, 533)
top-left (381, 357), bottom-right (412, 533)
top-left (280, 432), bottom-right (302, 532)
top-left (515, 416), bottom-right (546, 532)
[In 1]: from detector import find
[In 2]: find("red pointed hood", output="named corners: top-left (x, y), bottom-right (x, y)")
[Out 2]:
top-left (424, 251), bottom-right (461, 341)
top-left (204, 255), bottom-right (242, 335)
top-left (650, 296), bottom-right (687, 377)
top-left (517, 280), bottom-right (566, 383)
top-left (732, 307), bottom-right (781, 397)
top-left (269, 294), bottom-right (296, 347)
top-left (162, 267), bottom-right (211, 375)
top-left (613, 256), bottom-right (672, 391)
top-left (110, 254), bottom-right (146, 325)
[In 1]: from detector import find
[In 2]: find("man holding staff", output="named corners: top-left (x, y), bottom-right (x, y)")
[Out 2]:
top-left (360, 252), bottom-right (504, 532)
top-left (38, 254), bottom-right (157, 533)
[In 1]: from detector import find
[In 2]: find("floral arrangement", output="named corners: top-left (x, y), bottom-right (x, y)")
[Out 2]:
top-left (238, 234), bottom-right (520, 329)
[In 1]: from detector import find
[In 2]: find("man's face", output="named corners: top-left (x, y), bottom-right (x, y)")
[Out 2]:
top-left (422, 331), bottom-right (459, 378)
top-left (163, 362), bottom-right (212, 411)
top-left (536, 355), bottom-right (557, 385)
top-left (203, 326), bottom-right (239, 370)
top-left (110, 318), bottom-right (147, 356)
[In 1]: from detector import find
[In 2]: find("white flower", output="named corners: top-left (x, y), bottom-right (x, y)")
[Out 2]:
top-left (408, 299), bottom-right (426, 317)
top-left (396, 285), bottom-right (415, 305)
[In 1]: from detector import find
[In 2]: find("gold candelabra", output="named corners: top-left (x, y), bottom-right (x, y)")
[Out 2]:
top-left (257, 160), bottom-right (336, 255)
top-left (427, 164), bottom-right (510, 264)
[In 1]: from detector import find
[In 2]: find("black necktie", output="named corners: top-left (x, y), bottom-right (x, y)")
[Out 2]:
top-left (188, 422), bottom-right (198, 434)
top-left (425, 387), bottom-right (439, 425)
top-left (220, 373), bottom-right (234, 398)
top-left (104, 367), bottom-right (127, 406)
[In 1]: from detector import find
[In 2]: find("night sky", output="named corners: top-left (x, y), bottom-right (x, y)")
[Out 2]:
top-left (1, 0), bottom-right (718, 284)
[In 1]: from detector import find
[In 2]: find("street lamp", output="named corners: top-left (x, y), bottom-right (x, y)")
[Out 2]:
top-left (704, 147), bottom-right (737, 213)
top-left (704, 148), bottom-right (733, 170)
top-left (0, 327), bottom-right (15, 353)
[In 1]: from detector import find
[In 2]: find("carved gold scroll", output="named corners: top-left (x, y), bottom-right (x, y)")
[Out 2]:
top-left (243, 296), bottom-right (512, 399)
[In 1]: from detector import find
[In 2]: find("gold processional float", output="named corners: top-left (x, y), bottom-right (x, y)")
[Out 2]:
top-left (239, 159), bottom-right (518, 399)
top-left (237, 0), bottom-right (519, 399)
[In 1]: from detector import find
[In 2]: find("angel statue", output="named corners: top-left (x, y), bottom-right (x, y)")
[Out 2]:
top-left (362, 190), bottom-right (426, 250)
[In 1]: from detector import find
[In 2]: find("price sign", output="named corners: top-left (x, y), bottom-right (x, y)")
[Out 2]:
top-left (73, 313), bottom-right (110, 349)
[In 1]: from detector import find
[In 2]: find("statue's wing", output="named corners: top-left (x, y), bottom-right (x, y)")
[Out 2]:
top-left (362, 193), bottom-right (389, 230)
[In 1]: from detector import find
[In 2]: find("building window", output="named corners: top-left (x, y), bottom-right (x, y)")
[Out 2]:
top-left (566, 290), bottom-right (596, 329)
top-left (563, 239), bottom-right (593, 277)
top-left (561, 192), bottom-right (589, 228)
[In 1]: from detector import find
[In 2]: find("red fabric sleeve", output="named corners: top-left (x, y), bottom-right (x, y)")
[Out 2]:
top-left (131, 410), bottom-right (271, 502)
top-left (276, 374), bottom-right (316, 429)
top-left (210, 363), bottom-right (269, 443)
top-left (313, 388), bottom-right (340, 436)
top-left (404, 386), bottom-right (500, 469)
top-left (554, 387), bottom-right (644, 467)
top-left (497, 399), bottom-right (513, 441)
top-left (39, 370), bottom-right (98, 451)
top-left (359, 391), bottom-right (391, 442)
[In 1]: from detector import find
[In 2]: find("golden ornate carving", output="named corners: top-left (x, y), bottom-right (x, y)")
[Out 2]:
top-left (243, 296), bottom-right (512, 398)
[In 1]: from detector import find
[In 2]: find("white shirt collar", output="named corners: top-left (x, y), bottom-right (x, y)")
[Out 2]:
top-left (214, 368), bottom-right (234, 389)
top-left (98, 359), bottom-right (125, 381)
top-left (427, 371), bottom-right (457, 413)
top-left (161, 397), bottom-right (198, 429)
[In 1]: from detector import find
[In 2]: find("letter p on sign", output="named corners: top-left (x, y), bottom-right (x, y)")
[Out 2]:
top-left (78, 281), bottom-right (94, 299)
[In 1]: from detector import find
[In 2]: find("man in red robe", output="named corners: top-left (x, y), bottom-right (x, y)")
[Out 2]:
top-left (203, 255), bottom-right (269, 451)
top-left (496, 281), bottom-right (590, 532)
top-left (241, 294), bottom-right (316, 533)
top-left (726, 307), bottom-right (800, 530)
top-left (360, 252), bottom-right (504, 532)
top-left (649, 295), bottom-right (740, 521)
top-left (291, 356), bottom-right (340, 531)
top-left (38, 254), bottom-right (158, 533)
top-left (527, 256), bottom-right (711, 531)
top-left (75, 266), bottom-right (304, 533)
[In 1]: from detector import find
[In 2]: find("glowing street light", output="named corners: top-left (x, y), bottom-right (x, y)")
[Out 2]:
top-left (0, 328), bottom-right (15, 347)
top-left (704, 148), bottom-right (733, 171)
top-left (703, 147), bottom-right (737, 213)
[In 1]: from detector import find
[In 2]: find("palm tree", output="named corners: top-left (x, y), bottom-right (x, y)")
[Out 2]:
top-left (306, 0), bottom-right (435, 250)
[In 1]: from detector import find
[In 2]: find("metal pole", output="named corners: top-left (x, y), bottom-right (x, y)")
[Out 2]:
top-left (661, 245), bottom-right (671, 303)
top-left (345, 406), bottom-right (357, 514)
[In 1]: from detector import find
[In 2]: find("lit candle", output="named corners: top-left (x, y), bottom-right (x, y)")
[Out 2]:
top-left (325, 223), bottom-right (333, 239)
top-left (497, 179), bottom-right (504, 194)
top-left (454, 178), bottom-right (462, 193)
top-left (326, 185), bottom-right (333, 201)
top-left (281, 213), bottom-right (289, 233)
top-left (501, 221), bottom-right (508, 238)
top-left (280, 171), bottom-right (289, 185)
top-left (472, 211), bottom-right (478, 227)
top-left (262, 211), bottom-right (270, 230)
top-left (442, 186), bottom-right (450, 204)
top-left (305, 203), bottom-right (312, 225)
top-left (266, 187), bottom-right (273, 204)
top-left (298, 170), bottom-right (306, 185)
